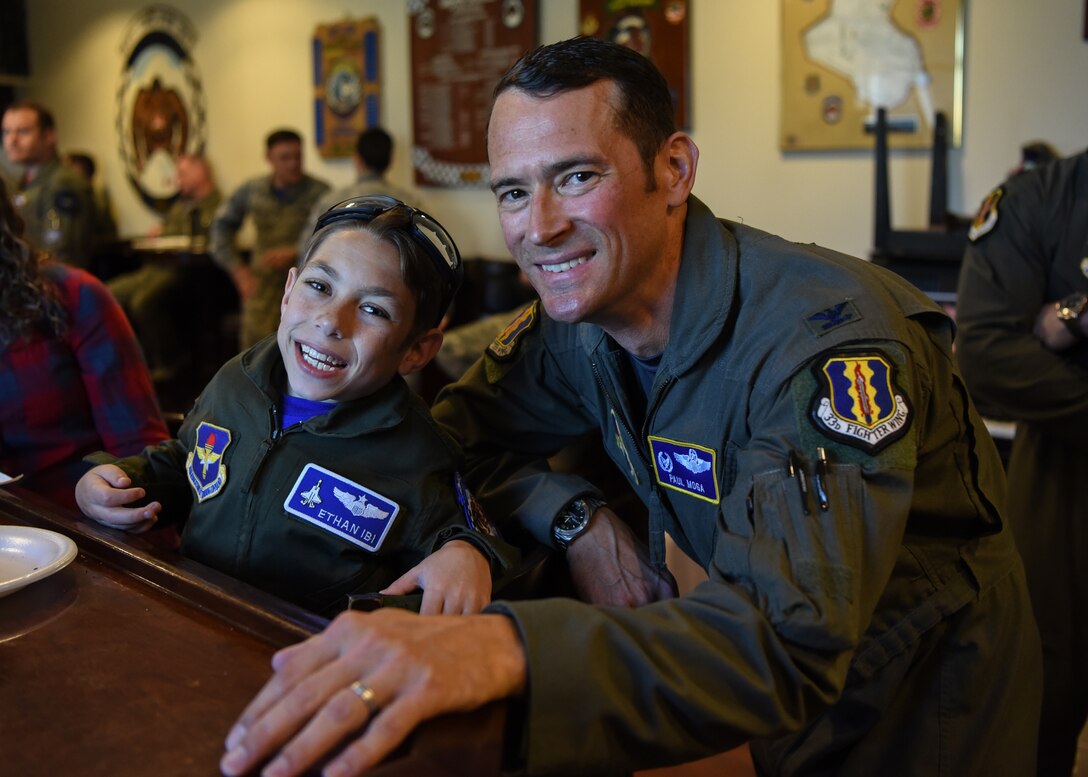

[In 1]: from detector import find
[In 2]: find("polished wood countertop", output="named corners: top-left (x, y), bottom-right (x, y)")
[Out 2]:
top-left (0, 488), bottom-right (505, 777)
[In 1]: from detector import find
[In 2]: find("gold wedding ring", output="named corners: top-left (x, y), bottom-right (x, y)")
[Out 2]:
top-left (348, 680), bottom-right (379, 715)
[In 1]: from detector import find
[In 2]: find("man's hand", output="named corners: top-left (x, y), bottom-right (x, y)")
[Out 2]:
top-left (220, 609), bottom-right (527, 777)
top-left (380, 540), bottom-right (492, 615)
top-left (565, 507), bottom-right (678, 607)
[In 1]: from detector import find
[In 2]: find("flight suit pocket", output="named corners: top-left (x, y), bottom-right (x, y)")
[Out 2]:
top-left (745, 463), bottom-right (861, 651)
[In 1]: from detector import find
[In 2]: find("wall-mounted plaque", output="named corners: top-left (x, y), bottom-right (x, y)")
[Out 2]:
top-left (578, 0), bottom-right (691, 130)
top-left (781, 0), bottom-right (964, 151)
top-left (313, 18), bottom-right (381, 159)
top-left (409, 0), bottom-right (537, 188)
top-left (117, 6), bottom-right (206, 213)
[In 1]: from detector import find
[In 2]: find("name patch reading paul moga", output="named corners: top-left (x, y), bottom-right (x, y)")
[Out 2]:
top-left (284, 463), bottom-right (400, 552)
top-left (809, 350), bottom-right (911, 452)
top-left (648, 437), bottom-right (720, 504)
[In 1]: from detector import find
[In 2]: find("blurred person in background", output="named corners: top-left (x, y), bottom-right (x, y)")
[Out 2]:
top-left (210, 129), bottom-right (328, 349)
top-left (109, 153), bottom-right (221, 385)
top-left (2, 101), bottom-right (93, 268)
top-left (0, 176), bottom-right (168, 510)
top-left (957, 146), bottom-right (1088, 777)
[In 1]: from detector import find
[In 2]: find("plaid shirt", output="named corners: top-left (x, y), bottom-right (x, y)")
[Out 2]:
top-left (0, 263), bottom-right (169, 508)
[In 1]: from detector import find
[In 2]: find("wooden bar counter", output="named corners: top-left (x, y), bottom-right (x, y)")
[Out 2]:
top-left (0, 488), bottom-right (505, 777)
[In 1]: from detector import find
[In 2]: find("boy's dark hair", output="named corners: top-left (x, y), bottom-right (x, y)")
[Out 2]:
top-left (356, 127), bottom-right (393, 174)
top-left (492, 36), bottom-right (675, 187)
top-left (3, 99), bottom-right (55, 132)
top-left (302, 206), bottom-right (454, 342)
top-left (265, 128), bottom-right (302, 150)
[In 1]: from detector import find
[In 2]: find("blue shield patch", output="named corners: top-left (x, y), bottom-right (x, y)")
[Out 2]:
top-left (648, 437), bottom-right (720, 504)
top-left (186, 421), bottom-right (231, 502)
top-left (283, 463), bottom-right (400, 552)
top-left (454, 472), bottom-right (499, 537)
top-left (810, 350), bottom-right (911, 451)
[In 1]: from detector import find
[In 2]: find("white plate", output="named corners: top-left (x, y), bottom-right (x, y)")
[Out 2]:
top-left (0, 526), bottom-right (78, 598)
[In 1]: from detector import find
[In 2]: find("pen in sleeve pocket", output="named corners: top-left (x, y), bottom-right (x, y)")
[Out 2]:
top-left (788, 451), bottom-right (810, 515)
top-left (814, 447), bottom-right (830, 511)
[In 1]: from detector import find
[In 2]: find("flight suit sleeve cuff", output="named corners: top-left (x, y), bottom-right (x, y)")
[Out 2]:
top-left (433, 526), bottom-right (520, 578)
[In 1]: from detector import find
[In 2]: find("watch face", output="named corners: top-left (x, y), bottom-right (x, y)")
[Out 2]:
top-left (552, 498), bottom-right (604, 548)
top-left (1059, 293), bottom-right (1088, 320)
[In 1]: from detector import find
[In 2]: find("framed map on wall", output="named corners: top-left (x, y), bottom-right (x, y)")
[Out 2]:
top-left (780, 0), bottom-right (964, 151)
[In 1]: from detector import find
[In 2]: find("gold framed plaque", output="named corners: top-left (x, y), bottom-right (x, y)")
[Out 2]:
top-left (781, 0), bottom-right (964, 151)
top-left (313, 18), bottom-right (381, 159)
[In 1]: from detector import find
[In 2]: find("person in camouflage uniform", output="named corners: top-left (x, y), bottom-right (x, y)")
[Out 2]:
top-left (2, 101), bottom-right (93, 268)
top-left (210, 129), bottom-right (329, 349)
top-left (109, 153), bottom-right (221, 383)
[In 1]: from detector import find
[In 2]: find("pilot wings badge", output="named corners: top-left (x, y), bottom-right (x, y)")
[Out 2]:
top-left (333, 487), bottom-right (391, 520)
top-left (186, 421), bottom-right (231, 502)
top-left (284, 463), bottom-right (400, 552)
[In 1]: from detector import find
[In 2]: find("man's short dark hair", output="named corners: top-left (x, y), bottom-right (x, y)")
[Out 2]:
top-left (492, 36), bottom-right (676, 184)
top-left (65, 151), bottom-right (96, 179)
top-left (3, 100), bottom-right (55, 132)
top-left (266, 128), bottom-right (302, 150)
top-left (356, 127), bottom-right (393, 174)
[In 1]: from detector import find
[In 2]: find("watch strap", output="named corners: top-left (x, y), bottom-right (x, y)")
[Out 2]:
top-left (1056, 292), bottom-right (1088, 338)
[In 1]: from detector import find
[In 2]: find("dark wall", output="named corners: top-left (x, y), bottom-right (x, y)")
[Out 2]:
top-left (0, 0), bottom-right (29, 78)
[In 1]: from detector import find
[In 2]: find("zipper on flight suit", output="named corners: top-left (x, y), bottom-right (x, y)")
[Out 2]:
top-left (592, 362), bottom-right (678, 568)
top-left (591, 362), bottom-right (646, 484)
top-left (241, 403), bottom-right (286, 494)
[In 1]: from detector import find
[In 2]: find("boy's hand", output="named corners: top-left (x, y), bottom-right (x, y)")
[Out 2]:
top-left (380, 540), bottom-right (491, 615)
top-left (75, 464), bottom-right (161, 534)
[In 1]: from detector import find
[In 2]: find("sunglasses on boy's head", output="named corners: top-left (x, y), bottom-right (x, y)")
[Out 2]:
top-left (314, 195), bottom-right (463, 323)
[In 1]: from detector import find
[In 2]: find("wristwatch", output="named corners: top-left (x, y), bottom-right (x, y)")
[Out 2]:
top-left (551, 497), bottom-right (606, 550)
top-left (1056, 292), bottom-right (1088, 338)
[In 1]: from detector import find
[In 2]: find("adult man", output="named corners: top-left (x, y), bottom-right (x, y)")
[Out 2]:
top-left (109, 153), bottom-right (221, 383)
top-left (209, 129), bottom-right (328, 349)
top-left (297, 126), bottom-right (420, 256)
top-left (956, 148), bottom-right (1088, 777)
top-left (221, 39), bottom-right (1040, 777)
top-left (2, 100), bottom-right (93, 267)
top-left (63, 151), bottom-right (118, 247)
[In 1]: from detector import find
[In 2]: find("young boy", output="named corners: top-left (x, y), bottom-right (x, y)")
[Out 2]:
top-left (76, 196), bottom-right (512, 616)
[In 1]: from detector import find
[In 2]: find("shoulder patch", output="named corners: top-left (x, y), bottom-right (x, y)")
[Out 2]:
top-left (454, 472), bottom-right (499, 537)
top-left (968, 186), bottom-right (1003, 242)
top-left (808, 349), bottom-right (911, 452)
top-left (487, 301), bottom-right (538, 361)
top-left (53, 189), bottom-right (81, 215)
top-left (804, 300), bottom-right (862, 337)
top-left (284, 463), bottom-right (400, 552)
top-left (186, 421), bottom-right (232, 502)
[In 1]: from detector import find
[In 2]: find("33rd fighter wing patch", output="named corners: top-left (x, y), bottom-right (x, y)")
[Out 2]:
top-left (809, 350), bottom-right (911, 452)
